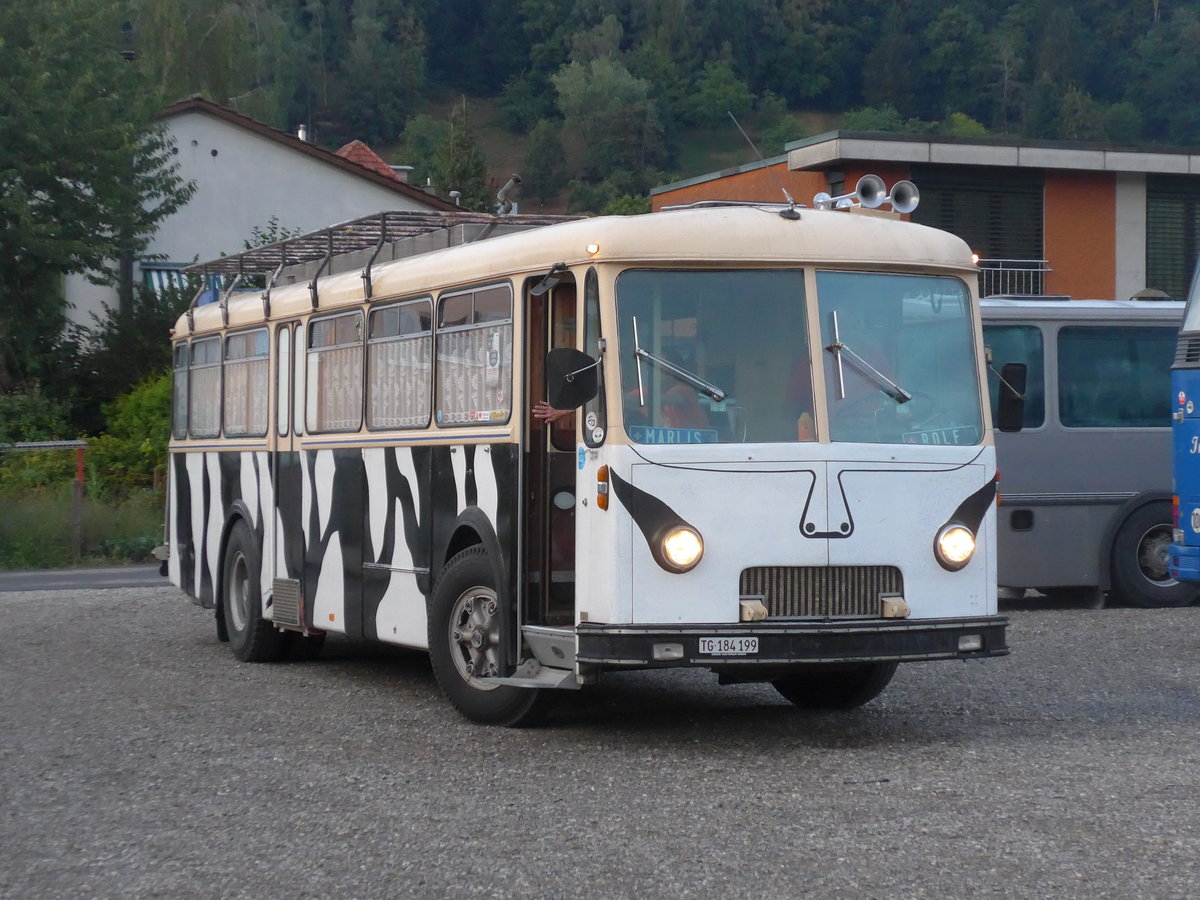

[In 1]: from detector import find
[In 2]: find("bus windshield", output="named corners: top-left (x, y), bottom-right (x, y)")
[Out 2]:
top-left (616, 269), bottom-right (812, 444)
top-left (818, 271), bottom-right (982, 445)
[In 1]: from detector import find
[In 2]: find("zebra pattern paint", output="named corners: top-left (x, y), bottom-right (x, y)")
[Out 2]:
top-left (168, 442), bottom-right (519, 651)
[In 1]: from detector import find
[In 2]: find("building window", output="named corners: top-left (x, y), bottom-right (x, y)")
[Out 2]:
top-left (912, 165), bottom-right (1045, 295)
top-left (1146, 176), bottom-right (1200, 301)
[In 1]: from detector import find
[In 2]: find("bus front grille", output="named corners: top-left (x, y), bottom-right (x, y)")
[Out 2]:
top-left (740, 566), bottom-right (903, 618)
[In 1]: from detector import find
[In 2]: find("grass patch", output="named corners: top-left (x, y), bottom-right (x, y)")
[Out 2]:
top-left (0, 486), bottom-right (163, 569)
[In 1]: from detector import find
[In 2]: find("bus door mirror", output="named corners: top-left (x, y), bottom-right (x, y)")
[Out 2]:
top-left (546, 347), bottom-right (599, 410)
top-left (996, 362), bottom-right (1027, 433)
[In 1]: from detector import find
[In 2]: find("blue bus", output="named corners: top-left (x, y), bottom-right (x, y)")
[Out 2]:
top-left (1169, 259), bottom-right (1200, 582)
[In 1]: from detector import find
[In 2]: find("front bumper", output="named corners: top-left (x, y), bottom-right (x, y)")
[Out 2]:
top-left (1170, 542), bottom-right (1200, 581)
top-left (576, 616), bottom-right (1009, 671)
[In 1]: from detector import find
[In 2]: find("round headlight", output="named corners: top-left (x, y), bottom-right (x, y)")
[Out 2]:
top-left (660, 526), bottom-right (703, 572)
top-left (935, 524), bottom-right (975, 571)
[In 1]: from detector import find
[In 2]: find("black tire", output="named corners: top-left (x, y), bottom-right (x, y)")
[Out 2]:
top-left (222, 520), bottom-right (286, 662)
top-left (1110, 501), bottom-right (1197, 609)
top-left (428, 546), bottom-right (553, 726)
top-left (772, 662), bottom-right (898, 710)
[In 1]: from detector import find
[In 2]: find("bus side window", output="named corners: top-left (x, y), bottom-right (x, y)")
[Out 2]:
top-left (983, 324), bottom-right (1045, 429)
top-left (1058, 325), bottom-right (1175, 428)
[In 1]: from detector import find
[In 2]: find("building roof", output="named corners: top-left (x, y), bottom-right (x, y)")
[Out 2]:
top-left (335, 139), bottom-right (401, 181)
top-left (157, 96), bottom-right (459, 210)
top-left (786, 130), bottom-right (1200, 175)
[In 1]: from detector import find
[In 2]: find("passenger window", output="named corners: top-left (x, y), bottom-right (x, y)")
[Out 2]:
top-left (368, 298), bottom-right (433, 429)
top-left (224, 329), bottom-right (270, 437)
top-left (983, 325), bottom-right (1045, 428)
top-left (1057, 326), bottom-right (1174, 428)
top-left (436, 284), bottom-right (513, 426)
top-left (307, 311), bottom-right (364, 433)
top-left (172, 343), bottom-right (189, 439)
top-left (188, 336), bottom-right (222, 438)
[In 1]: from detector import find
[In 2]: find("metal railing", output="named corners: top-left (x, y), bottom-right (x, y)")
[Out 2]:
top-left (977, 259), bottom-right (1051, 297)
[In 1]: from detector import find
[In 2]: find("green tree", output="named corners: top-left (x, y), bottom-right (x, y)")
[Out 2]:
top-left (61, 282), bottom-right (192, 435)
top-left (87, 372), bottom-right (173, 493)
top-left (434, 102), bottom-right (489, 211)
top-left (340, 0), bottom-right (427, 145)
top-left (0, 0), bottom-right (193, 390)
top-left (398, 113), bottom-right (450, 192)
top-left (682, 60), bottom-right (755, 129)
top-left (552, 56), bottom-right (667, 177)
top-left (523, 120), bottom-right (569, 206)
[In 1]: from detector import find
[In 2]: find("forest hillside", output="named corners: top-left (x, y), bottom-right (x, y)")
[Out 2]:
top-left (125, 0), bottom-right (1200, 213)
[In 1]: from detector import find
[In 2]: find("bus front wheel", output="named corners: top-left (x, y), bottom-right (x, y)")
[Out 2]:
top-left (1110, 502), bottom-right (1197, 609)
top-left (428, 546), bottom-right (552, 726)
top-left (221, 520), bottom-right (286, 662)
top-left (772, 662), bottom-right (897, 710)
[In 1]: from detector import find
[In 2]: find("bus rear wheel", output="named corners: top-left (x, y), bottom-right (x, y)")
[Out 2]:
top-left (222, 520), bottom-right (286, 662)
top-left (428, 546), bottom-right (552, 726)
top-left (1110, 502), bottom-right (1197, 608)
top-left (772, 662), bottom-right (898, 710)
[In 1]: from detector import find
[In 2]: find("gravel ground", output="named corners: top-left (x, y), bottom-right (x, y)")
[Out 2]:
top-left (2, 586), bottom-right (1199, 899)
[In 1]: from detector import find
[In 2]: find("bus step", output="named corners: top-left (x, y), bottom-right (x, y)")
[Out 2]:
top-left (490, 658), bottom-right (579, 690)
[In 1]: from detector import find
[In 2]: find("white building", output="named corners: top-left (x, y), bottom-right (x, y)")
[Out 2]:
top-left (64, 96), bottom-right (456, 328)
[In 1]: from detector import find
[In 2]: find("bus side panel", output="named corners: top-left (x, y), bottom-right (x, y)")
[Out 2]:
top-left (1171, 368), bottom-right (1200, 579)
top-left (363, 445), bottom-right (433, 649)
top-left (219, 451), bottom-right (272, 603)
top-left (274, 450), bottom-right (305, 584)
top-left (434, 442), bottom-right (520, 605)
top-left (167, 452), bottom-right (198, 601)
top-left (302, 448), bottom-right (364, 637)
top-left (997, 501), bottom-right (1109, 589)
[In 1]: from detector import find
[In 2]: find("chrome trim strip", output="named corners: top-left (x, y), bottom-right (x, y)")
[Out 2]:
top-left (362, 562), bottom-right (430, 575)
top-left (999, 491), bottom-right (1138, 506)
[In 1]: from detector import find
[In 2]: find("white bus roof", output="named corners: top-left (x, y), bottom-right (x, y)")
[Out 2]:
top-left (179, 205), bottom-right (977, 337)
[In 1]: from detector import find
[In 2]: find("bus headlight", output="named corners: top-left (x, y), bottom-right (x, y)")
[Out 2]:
top-left (660, 526), bottom-right (704, 573)
top-left (935, 524), bottom-right (975, 571)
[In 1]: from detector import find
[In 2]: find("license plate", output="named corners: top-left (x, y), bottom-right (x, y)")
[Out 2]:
top-left (698, 636), bottom-right (758, 656)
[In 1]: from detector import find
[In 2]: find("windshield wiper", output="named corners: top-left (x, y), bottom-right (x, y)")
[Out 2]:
top-left (632, 316), bottom-right (728, 404)
top-left (824, 310), bottom-right (912, 404)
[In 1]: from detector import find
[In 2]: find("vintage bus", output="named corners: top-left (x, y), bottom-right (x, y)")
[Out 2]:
top-left (983, 297), bottom-right (1191, 608)
top-left (166, 186), bottom-right (1009, 726)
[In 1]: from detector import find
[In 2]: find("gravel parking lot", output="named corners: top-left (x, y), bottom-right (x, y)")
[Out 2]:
top-left (2, 585), bottom-right (1199, 899)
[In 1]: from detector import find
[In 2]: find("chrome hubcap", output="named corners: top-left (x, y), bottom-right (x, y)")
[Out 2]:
top-left (449, 588), bottom-right (501, 690)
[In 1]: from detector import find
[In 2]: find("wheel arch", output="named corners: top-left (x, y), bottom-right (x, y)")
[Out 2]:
top-left (216, 500), bottom-right (260, 610)
top-left (437, 507), bottom-right (507, 600)
top-left (1099, 491), bottom-right (1172, 590)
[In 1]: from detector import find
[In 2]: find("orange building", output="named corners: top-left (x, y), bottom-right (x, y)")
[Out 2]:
top-left (652, 132), bottom-right (1200, 302)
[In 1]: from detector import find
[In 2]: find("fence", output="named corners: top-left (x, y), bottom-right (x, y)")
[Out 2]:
top-left (978, 259), bottom-right (1052, 297)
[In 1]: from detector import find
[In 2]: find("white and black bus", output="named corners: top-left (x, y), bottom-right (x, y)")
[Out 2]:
top-left (166, 185), bottom-right (1010, 725)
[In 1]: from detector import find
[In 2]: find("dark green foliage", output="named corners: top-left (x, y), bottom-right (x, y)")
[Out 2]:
top-left (434, 102), bottom-right (490, 211)
top-left (88, 372), bottom-right (173, 494)
top-left (57, 283), bottom-right (191, 436)
top-left (523, 120), bottom-right (570, 206)
top-left (0, 0), bottom-right (194, 392)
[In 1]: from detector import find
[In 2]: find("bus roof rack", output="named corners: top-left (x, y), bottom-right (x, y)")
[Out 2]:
top-left (183, 209), bottom-right (582, 278)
